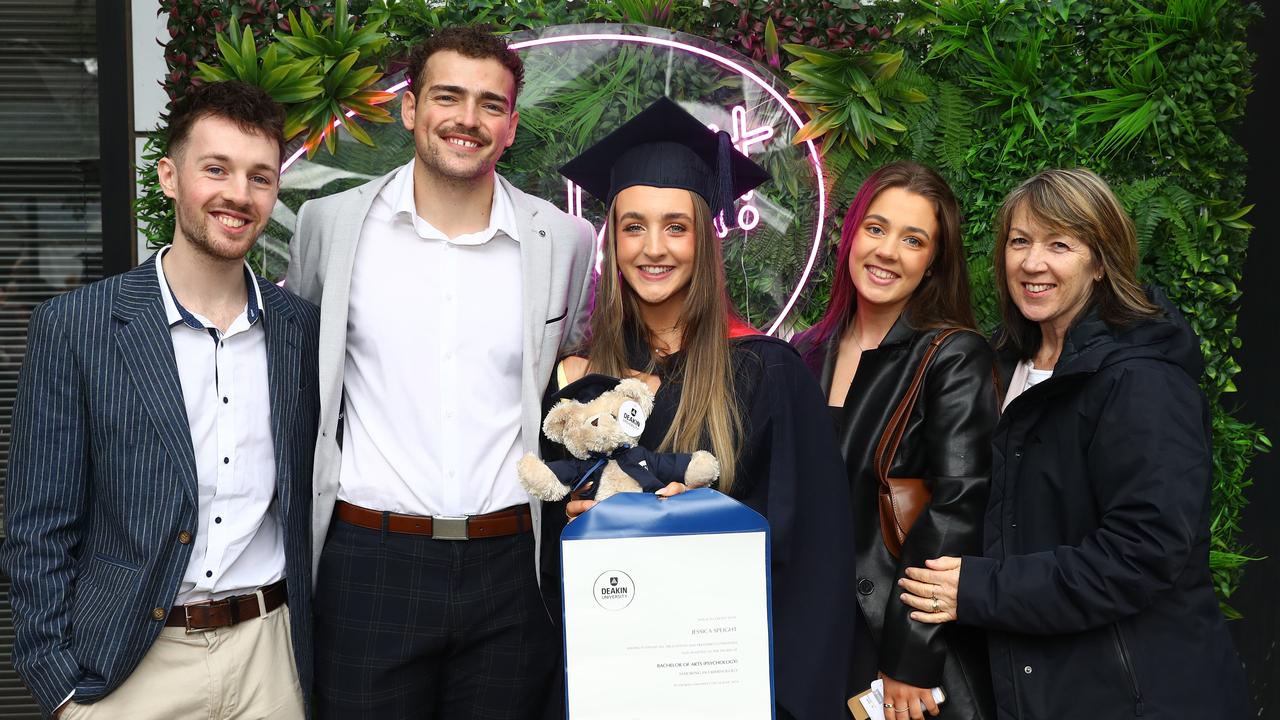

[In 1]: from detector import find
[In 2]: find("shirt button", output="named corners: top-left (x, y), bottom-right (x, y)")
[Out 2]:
top-left (223, 457), bottom-right (230, 464)
top-left (178, 530), bottom-right (192, 544)
top-left (205, 570), bottom-right (213, 578)
top-left (151, 607), bottom-right (166, 621)
top-left (1024, 665), bottom-right (1033, 674)
top-left (215, 517), bottom-right (222, 524)
top-left (1010, 522), bottom-right (1018, 528)
top-left (223, 397), bottom-right (229, 404)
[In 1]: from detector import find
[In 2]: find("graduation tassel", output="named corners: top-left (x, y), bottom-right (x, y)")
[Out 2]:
top-left (714, 129), bottom-right (736, 227)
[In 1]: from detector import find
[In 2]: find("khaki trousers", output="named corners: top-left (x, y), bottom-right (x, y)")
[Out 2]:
top-left (60, 604), bottom-right (304, 720)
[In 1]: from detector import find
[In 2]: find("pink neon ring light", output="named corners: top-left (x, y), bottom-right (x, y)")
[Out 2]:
top-left (283, 32), bottom-right (826, 335)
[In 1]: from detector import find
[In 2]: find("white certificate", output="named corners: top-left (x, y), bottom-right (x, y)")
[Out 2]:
top-left (561, 489), bottom-right (774, 719)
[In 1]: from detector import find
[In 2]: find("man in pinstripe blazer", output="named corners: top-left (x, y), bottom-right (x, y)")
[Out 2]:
top-left (0, 82), bottom-right (319, 719)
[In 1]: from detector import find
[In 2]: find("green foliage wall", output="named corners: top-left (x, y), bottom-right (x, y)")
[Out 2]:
top-left (139, 0), bottom-right (1265, 607)
top-left (790, 0), bottom-right (1267, 612)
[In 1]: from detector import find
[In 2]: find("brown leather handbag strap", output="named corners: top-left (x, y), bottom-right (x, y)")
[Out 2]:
top-left (873, 328), bottom-right (963, 487)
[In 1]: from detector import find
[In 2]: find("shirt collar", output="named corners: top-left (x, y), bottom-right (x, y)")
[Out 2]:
top-left (391, 160), bottom-right (521, 246)
top-left (155, 245), bottom-right (263, 330)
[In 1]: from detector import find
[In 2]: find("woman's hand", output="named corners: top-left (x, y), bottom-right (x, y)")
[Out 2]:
top-left (879, 672), bottom-right (940, 719)
top-left (899, 556), bottom-right (962, 624)
top-left (564, 497), bottom-right (597, 521)
top-left (654, 481), bottom-right (687, 498)
top-left (565, 482), bottom-right (687, 521)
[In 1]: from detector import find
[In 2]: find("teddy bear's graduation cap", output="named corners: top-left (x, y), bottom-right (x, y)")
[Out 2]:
top-left (548, 373), bottom-right (622, 406)
top-left (558, 97), bottom-right (771, 219)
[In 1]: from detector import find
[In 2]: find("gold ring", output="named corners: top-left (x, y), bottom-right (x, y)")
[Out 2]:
top-left (932, 598), bottom-right (940, 612)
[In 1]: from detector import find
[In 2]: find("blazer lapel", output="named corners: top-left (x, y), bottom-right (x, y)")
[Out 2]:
top-left (112, 257), bottom-right (198, 506)
top-left (509, 178), bottom-right (553, 375)
top-left (259, 279), bottom-right (301, 515)
top-left (317, 170), bottom-right (395, 416)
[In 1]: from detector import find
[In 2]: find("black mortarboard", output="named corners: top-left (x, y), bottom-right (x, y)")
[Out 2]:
top-left (558, 97), bottom-right (771, 219)
top-left (546, 373), bottom-right (622, 408)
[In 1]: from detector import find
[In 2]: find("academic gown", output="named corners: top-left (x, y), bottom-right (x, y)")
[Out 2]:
top-left (634, 334), bottom-right (856, 720)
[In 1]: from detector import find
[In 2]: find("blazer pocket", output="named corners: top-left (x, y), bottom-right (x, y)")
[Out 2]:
top-left (545, 308), bottom-right (568, 324)
top-left (91, 552), bottom-right (141, 572)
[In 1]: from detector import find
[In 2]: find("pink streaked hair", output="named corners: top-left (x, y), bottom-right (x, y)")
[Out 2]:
top-left (806, 166), bottom-right (893, 346)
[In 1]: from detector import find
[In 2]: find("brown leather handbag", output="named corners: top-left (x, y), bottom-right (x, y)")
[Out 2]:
top-left (874, 328), bottom-right (962, 558)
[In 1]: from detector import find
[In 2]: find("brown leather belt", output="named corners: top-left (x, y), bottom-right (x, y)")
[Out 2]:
top-left (166, 579), bottom-right (287, 631)
top-left (335, 500), bottom-right (532, 540)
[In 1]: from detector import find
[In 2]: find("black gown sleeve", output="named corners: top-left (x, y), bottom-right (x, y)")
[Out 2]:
top-left (878, 331), bottom-right (997, 687)
top-left (732, 338), bottom-right (856, 720)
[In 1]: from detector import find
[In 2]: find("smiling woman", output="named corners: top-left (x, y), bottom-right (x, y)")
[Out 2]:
top-left (897, 168), bottom-right (1249, 719)
top-left (553, 97), bottom-right (856, 719)
top-left (791, 162), bottom-right (997, 720)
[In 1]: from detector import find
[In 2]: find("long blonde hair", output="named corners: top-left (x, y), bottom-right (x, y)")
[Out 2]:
top-left (586, 190), bottom-right (743, 492)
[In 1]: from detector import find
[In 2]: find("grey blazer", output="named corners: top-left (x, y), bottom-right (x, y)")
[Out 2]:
top-left (0, 257), bottom-right (320, 717)
top-left (287, 170), bottom-right (596, 581)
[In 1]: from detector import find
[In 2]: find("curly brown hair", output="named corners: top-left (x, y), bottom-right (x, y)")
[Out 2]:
top-left (405, 25), bottom-right (524, 104)
top-left (167, 80), bottom-right (286, 161)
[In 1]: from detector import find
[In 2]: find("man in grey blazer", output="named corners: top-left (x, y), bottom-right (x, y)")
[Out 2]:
top-left (0, 81), bottom-right (320, 719)
top-left (287, 26), bottom-right (594, 719)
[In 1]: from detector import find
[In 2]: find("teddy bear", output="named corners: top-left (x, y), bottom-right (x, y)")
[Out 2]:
top-left (517, 374), bottom-right (720, 503)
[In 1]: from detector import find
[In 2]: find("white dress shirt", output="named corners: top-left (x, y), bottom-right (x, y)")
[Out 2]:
top-left (338, 161), bottom-right (526, 516)
top-left (156, 248), bottom-right (284, 604)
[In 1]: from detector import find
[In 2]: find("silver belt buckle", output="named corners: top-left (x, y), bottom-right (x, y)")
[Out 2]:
top-left (431, 515), bottom-right (469, 540)
top-left (183, 602), bottom-right (212, 634)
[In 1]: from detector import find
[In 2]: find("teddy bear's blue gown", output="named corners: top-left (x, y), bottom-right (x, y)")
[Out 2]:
top-left (540, 333), bottom-right (855, 720)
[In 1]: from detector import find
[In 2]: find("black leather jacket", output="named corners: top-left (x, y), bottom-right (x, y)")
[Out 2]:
top-left (794, 317), bottom-right (997, 719)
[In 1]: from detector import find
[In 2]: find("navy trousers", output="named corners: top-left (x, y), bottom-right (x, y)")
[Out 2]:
top-left (314, 517), bottom-right (557, 719)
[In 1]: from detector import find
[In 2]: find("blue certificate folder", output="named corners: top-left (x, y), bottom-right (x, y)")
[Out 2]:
top-left (560, 488), bottom-right (775, 719)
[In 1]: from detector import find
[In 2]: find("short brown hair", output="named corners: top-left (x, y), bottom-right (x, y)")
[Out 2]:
top-left (809, 161), bottom-right (975, 346)
top-left (167, 80), bottom-right (286, 161)
top-left (993, 168), bottom-right (1161, 359)
top-left (405, 25), bottom-right (524, 103)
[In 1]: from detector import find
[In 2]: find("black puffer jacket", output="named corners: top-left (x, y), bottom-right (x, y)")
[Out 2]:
top-left (794, 318), bottom-right (997, 719)
top-left (957, 289), bottom-right (1248, 719)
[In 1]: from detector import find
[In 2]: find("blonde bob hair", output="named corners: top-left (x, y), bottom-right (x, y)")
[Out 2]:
top-left (994, 168), bottom-right (1161, 359)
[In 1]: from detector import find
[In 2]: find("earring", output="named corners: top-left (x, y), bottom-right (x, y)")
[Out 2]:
top-left (926, 269), bottom-right (933, 278)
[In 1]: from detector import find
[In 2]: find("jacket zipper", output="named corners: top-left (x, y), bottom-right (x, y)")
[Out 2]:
top-left (1111, 624), bottom-right (1144, 716)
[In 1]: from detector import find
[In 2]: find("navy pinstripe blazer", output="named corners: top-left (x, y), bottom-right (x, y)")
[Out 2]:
top-left (0, 256), bottom-right (320, 716)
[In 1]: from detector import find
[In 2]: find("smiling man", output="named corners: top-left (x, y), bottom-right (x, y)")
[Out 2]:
top-left (286, 25), bottom-right (595, 719)
top-left (0, 80), bottom-right (320, 719)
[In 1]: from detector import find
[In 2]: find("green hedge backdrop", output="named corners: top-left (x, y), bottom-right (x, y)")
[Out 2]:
top-left (139, 0), bottom-right (1267, 611)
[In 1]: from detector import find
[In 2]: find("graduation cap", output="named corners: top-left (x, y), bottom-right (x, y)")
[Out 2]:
top-left (546, 373), bottom-right (623, 408)
top-left (558, 97), bottom-right (771, 220)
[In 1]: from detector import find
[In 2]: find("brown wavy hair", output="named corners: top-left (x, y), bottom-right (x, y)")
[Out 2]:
top-left (585, 191), bottom-right (743, 493)
top-left (994, 168), bottom-right (1161, 359)
top-left (405, 25), bottom-right (524, 102)
top-left (168, 80), bottom-right (285, 161)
